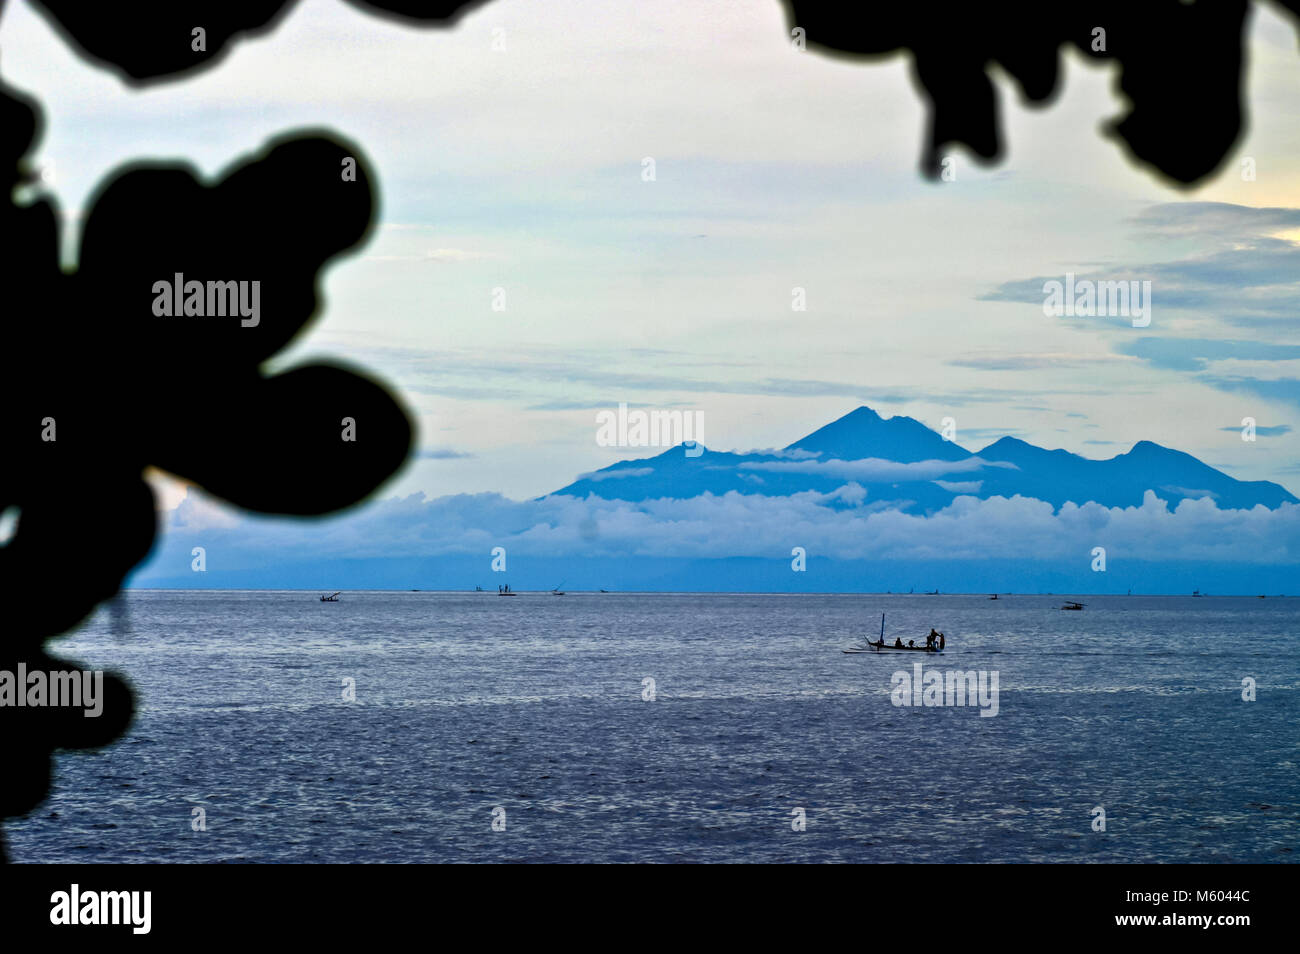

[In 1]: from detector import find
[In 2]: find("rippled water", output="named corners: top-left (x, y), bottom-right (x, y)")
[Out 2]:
top-left (7, 591), bottom-right (1298, 862)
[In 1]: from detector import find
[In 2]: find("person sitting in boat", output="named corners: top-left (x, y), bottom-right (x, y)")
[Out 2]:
top-left (908, 639), bottom-right (916, 648)
top-left (939, 632), bottom-right (945, 651)
top-left (894, 637), bottom-right (904, 648)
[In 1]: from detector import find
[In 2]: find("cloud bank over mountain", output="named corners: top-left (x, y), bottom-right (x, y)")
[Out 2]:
top-left (551, 406), bottom-right (1296, 512)
top-left (132, 407), bottom-right (1299, 593)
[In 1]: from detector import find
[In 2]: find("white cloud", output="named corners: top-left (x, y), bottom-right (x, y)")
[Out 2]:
top-left (575, 467), bottom-right (654, 482)
top-left (739, 456), bottom-right (1016, 481)
top-left (934, 480), bottom-right (983, 493)
top-left (157, 485), bottom-right (1300, 567)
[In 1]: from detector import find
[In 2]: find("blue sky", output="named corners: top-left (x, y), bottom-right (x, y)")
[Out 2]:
top-left (2, 0), bottom-right (1297, 588)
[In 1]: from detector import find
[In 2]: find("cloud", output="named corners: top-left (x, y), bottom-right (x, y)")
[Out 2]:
top-left (416, 447), bottom-right (475, 460)
top-left (156, 485), bottom-right (1300, 568)
top-left (738, 447), bottom-right (823, 460)
top-left (1218, 424), bottom-right (1291, 437)
top-left (1159, 486), bottom-right (1218, 501)
top-left (948, 353), bottom-right (1129, 371)
top-left (1129, 201), bottom-right (1300, 240)
top-left (739, 456), bottom-right (1016, 481)
top-left (982, 202), bottom-right (1300, 328)
top-left (1117, 337), bottom-right (1300, 372)
top-left (1201, 376), bottom-right (1300, 407)
top-left (933, 480), bottom-right (983, 493)
top-left (526, 400), bottom-right (605, 411)
top-left (330, 344), bottom-right (1104, 411)
top-left (575, 467), bottom-right (654, 482)
top-left (980, 201), bottom-right (1300, 417)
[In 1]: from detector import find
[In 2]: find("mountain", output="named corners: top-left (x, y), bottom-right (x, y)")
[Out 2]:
top-left (131, 405), bottom-right (1299, 595)
top-left (550, 406), bottom-right (1296, 512)
top-left (784, 405), bottom-right (969, 462)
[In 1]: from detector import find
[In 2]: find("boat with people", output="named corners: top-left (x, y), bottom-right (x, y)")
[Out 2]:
top-left (497, 584), bottom-right (516, 596)
top-left (319, 592), bottom-right (340, 602)
top-left (843, 614), bottom-right (945, 654)
top-left (1061, 600), bottom-right (1084, 611)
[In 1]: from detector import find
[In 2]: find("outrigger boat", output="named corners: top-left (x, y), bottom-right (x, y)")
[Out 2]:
top-left (319, 592), bottom-right (340, 602)
top-left (843, 614), bottom-right (945, 654)
top-left (1061, 600), bottom-right (1084, 611)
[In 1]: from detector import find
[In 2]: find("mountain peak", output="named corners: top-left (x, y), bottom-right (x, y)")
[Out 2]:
top-left (842, 405), bottom-right (884, 423)
top-left (1121, 440), bottom-right (1200, 466)
top-left (784, 405), bottom-right (970, 463)
top-left (978, 435), bottom-right (1084, 464)
top-left (981, 435), bottom-right (1030, 452)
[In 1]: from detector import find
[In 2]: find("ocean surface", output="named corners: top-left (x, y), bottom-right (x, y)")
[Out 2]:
top-left (7, 591), bottom-right (1298, 863)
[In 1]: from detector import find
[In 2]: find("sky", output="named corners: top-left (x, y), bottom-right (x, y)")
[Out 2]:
top-left (1, 0), bottom-right (1297, 589)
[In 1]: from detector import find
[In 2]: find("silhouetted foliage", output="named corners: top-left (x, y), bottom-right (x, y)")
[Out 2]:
top-left (0, 5), bottom-right (423, 857)
top-left (784, 0), bottom-right (1259, 186)
top-left (29, 0), bottom-right (487, 83)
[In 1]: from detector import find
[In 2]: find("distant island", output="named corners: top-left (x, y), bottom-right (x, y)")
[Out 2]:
top-left (132, 405), bottom-right (1298, 594)
top-left (552, 406), bottom-right (1296, 512)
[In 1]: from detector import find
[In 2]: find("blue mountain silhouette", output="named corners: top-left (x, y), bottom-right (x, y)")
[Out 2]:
top-left (552, 406), bottom-right (1296, 511)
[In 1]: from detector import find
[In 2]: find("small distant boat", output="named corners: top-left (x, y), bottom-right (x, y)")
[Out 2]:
top-left (927, 589), bottom-right (940, 595)
top-left (550, 581), bottom-right (566, 595)
top-left (1061, 601), bottom-right (1084, 611)
top-left (989, 594), bottom-right (999, 600)
top-left (497, 584), bottom-right (516, 596)
top-left (319, 592), bottom-right (340, 602)
top-left (475, 586), bottom-right (483, 592)
top-left (599, 589), bottom-right (610, 593)
top-left (1192, 589), bottom-right (1204, 597)
top-left (844, 614), bottom-right (944, 654)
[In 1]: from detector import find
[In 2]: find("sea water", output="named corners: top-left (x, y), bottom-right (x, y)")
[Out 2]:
top-left (7, 591), bottom-right (1297, 863)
